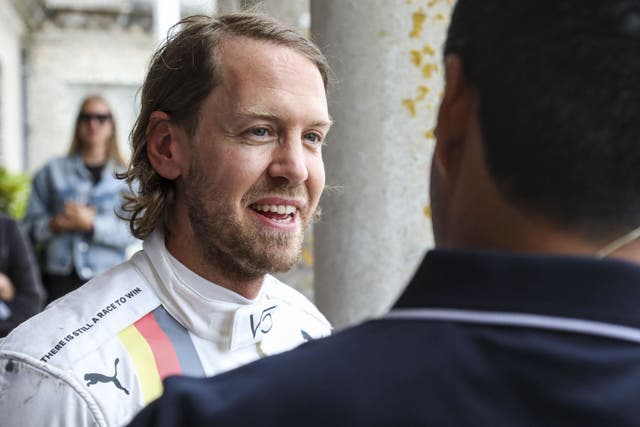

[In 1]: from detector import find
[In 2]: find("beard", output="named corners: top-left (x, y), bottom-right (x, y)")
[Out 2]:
top-left (184, 160), bottom-right (315, 281)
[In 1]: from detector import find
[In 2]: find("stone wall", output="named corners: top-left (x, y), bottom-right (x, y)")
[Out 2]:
top-left (312, 0), bottom-right (450, 328)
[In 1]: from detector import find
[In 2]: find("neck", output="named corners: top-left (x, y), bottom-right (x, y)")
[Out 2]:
top-left (82, 146), bottom-right (107, 166)
top-left (448, 198), bottom-right (640, 264)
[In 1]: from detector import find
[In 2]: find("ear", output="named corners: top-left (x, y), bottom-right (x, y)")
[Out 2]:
top-left (433, 54), bottom-right (477, 178)
top-left (146, 111), bottom-right (185, 180)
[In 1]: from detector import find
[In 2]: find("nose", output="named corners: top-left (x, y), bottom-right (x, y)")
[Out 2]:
top-left (268, 136), bottom-right (309, 185)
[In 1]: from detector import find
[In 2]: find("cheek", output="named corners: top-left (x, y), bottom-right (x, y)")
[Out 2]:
top-left (208, 148), bottom-right (267, 194)
top-left (307, 156), bottom-right (325, 203)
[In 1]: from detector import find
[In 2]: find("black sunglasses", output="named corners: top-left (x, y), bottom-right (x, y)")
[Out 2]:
top-left (79, 113), bottom-right (112, 124)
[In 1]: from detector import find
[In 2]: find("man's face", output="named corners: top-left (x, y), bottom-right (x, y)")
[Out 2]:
top-left (182, 37), bottom-right (331, 279)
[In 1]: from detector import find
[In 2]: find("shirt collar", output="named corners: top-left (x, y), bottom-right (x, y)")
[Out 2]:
top-left (394, 249), bottom-right (640, 330)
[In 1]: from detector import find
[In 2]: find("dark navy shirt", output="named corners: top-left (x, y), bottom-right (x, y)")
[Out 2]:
top-left (129, 250), bottom-right (640, 426)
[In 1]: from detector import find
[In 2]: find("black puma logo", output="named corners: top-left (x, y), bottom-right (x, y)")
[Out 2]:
top-left (84, 358), bottom-right (129, 395)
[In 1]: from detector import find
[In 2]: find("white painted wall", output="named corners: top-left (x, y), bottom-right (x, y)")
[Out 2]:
top-left (0, 0), bottom-right (25, 172)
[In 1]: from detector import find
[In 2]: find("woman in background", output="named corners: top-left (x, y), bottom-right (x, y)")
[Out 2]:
top-left (24, 95), bottom-right (135, 303)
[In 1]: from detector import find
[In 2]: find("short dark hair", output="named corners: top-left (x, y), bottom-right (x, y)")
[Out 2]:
top-left (120, 12), bottom-right (331, 240)
top-left (446, 0), bottom-right (640, 240)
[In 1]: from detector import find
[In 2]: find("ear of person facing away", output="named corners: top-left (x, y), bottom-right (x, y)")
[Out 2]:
top-left (124, 1), bottom-right (640, 426)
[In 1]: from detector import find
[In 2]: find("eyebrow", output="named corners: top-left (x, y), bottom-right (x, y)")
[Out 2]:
top-left (234, 109), bottom-right (334, 129)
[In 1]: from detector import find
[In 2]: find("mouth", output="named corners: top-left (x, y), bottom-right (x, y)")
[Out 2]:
top-left (249, 203), bottom-right (298, 224)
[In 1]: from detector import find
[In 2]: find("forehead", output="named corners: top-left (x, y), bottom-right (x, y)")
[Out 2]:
top-left (216, 36), bottom-right (326, 103)
top-left (82, 99), bottom-right (110, 112)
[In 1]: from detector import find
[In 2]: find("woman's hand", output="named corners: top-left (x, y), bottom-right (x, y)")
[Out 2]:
top-left (63, 202), bottom-right (96, 232)
top-left (50, 201), bottom-right (96, 233)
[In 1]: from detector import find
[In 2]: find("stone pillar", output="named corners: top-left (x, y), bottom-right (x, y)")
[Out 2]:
top-left (215, 0), bottom-right (243, 13)
top-left (311, 0), bottom-right (453, 329)
top-left (215, 1), bottom-right (310, 33)
top-left (248, 0), bottom-right (310, 32)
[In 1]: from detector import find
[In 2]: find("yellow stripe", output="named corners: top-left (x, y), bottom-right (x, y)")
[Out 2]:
top-left (118, 324), bottom-right (163, 404)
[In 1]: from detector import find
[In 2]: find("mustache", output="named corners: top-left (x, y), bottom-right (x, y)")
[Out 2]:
top-left (241, 179), bottom-right (311, 207)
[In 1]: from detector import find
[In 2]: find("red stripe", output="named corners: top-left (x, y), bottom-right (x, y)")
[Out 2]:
top-left (134, 312), bottom-right (183, 380)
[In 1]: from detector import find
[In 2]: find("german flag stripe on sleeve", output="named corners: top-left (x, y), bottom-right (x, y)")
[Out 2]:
top-left (118, 306), bottom-right (205, 404)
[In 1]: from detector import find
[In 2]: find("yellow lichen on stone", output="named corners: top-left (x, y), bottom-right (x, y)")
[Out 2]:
top-left (422, 44), bottom-right (436, 56)
top-left (410, 8), bottom-right (427, 38)
top-left (424, 204), bottom-right (432, 219)
top-left (424, 129), bottom-right (435, 139)
top-left (434, 13), bottom-right (446, 21)
top-left (416, 85), bottom-right (430, 101)
top-left (302, 245), bottom-right (314, 267)
top-left (402, 98), bottom-right (417, 117)
top-left (421, 63), bottom-right (439, 79)
top-left (410, 50), bottom-right (423, 67)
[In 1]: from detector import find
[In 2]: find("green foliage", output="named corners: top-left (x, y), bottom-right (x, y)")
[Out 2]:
top-left (0, 167), bottom-right (31, 219)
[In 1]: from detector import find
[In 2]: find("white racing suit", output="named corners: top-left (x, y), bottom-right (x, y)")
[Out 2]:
top-left (0, 230), bottom-right (331, 426)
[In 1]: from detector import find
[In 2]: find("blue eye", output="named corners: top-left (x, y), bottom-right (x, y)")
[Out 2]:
top-left (251, 127), bottom-right (269, 137)
top-left (304, 133), bottom-right (322, 144)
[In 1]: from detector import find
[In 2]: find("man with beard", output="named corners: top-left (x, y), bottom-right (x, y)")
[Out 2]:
top-left (0, 12), bottom-right (331, 427)
top-left (128, 1), bottom-right (640, 426)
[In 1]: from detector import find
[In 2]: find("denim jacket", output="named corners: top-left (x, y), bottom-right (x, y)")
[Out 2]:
top-left (23, 154), bottom-right (135, 280)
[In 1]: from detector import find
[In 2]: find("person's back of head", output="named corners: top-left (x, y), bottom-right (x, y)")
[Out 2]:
top-left (434, 0), bottom-right (640, 255)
